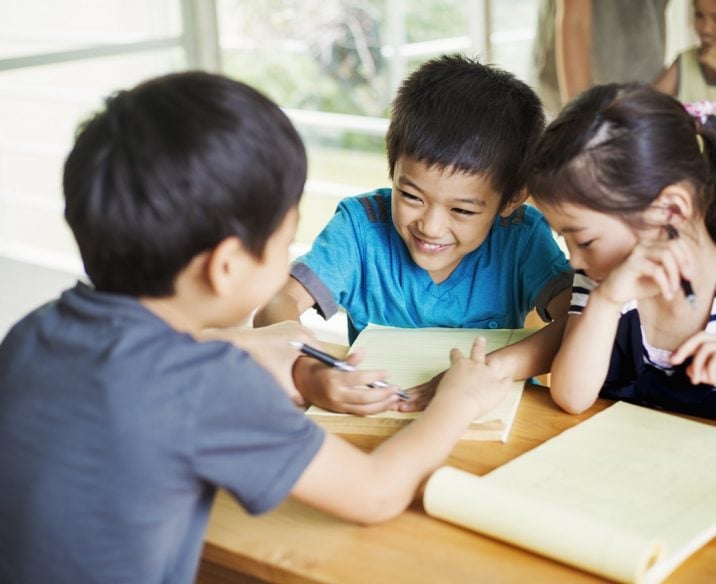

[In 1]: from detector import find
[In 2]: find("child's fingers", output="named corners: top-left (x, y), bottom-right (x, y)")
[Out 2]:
top-left (629, 239), bottom-right (691, 300)
top-left (653, 247), bottom-right (682, 298)
top-left (671, 332), bottom-right (712, 364)
top-left (345, 398), bottom-right (400, 416)
top-left (333, 386), bottom-right (400, 414)
top-left (396, 398), bottom-right (427, 413)
top-left (449, 347), bottom-right (464, 365)
top-left (469, 336), bottom-right (487, 364)
top-left (668, 237), bottom-right (694, 281)
top-left (687, 342), bottom-right (716, 385)
top-left (672, 332), bottom-right (716, 385)
top-left (703, 354), bottom-right (716, 385)
top-left (642, 257), bottom-right (677, 300)
top-left (337, 367), bottom-right (389, 387)
top-left (449, 337), bottom-right (488, 366)
top-left (343, 347), bottom-right (366, 366)
top-left (395, 376), bottom-right (439, 412)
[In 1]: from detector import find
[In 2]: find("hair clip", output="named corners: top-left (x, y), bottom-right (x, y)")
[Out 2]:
top-left (683, 100), bottom-right (716, 125)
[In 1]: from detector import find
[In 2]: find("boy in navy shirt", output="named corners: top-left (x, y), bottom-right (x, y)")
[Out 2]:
top-left (0, 72), bottom-right (512, 584)
top-left (256, 54), bottom-right (572, 414)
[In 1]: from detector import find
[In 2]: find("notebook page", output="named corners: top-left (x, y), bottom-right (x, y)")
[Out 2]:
top-left (350, 324), bottom-right (530, 390)
top-left (424, 402), bottom-right (716, 583)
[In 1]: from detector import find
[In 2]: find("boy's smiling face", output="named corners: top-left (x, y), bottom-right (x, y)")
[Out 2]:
top-left (391, 156), bottom-right (510, 283)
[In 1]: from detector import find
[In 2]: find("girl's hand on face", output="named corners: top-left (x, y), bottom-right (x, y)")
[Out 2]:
top-left (671, 331), bottom-right (716, 386)
top-left (595, 236), bottom-right (693, 306)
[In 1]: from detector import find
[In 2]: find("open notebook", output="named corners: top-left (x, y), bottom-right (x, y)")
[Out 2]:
top-left (424, 402), bottom-right (716, 583)
top-left (305, 324), bottom-right (536, 442)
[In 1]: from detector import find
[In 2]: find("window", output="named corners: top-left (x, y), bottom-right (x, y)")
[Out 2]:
top-left (0, 0), bottom-right (540, 270)
top-left (216, 0), bottom-right (538, 248)
top-left (0, 0), bottom-right (189, 271)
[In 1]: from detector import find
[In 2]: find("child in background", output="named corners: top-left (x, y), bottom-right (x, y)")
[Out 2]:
top-left (255, 54), bottom-right (573, 414)
top-left (655, 0), bottom-right (716, 102)
top-left (529, 83), bottom-right (716, 419)
top-left (0, 72), bottom-right (512, 583)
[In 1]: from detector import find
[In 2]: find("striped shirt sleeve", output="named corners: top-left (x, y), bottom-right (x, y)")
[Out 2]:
top-left (568, 270), bottom-right (598, 315)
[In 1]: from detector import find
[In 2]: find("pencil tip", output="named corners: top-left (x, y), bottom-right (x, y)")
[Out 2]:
top-left (288, 340), bottom-right (303, 348)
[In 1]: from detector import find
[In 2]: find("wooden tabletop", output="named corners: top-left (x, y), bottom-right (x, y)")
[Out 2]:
top-left (197, 386), bottom-right (716, 584)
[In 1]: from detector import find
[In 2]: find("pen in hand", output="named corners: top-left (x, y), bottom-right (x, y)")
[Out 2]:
top-left (664, 225), bottom-right (696, 307)
top-left (289, 341), bottom-right (411, 400)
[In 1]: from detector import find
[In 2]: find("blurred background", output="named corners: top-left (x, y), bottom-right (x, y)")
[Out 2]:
top-left (0, 0), bottom-right (696, 336)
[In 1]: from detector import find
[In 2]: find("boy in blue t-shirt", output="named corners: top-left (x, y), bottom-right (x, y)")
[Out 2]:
top-left (0, 72), bottom-right (513, 583)
top-left (256, 54), bottom-right (572, 414)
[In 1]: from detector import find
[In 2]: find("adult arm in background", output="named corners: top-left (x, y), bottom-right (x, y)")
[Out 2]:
top-left (653, 59), bottom-right (679, 96)
top-left (556, 0), bottom-right (593, 104)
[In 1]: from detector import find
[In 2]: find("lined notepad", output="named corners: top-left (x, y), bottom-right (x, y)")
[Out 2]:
top-left (306, 324), bottom-right (536, 442)
top-left (424, 402), bottom-right (716, 583)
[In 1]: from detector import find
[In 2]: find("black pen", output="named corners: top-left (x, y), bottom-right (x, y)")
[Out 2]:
top-left (289, 341), bottom-right (410, 400)
top-left (664, 225), bottom-right (696, 307)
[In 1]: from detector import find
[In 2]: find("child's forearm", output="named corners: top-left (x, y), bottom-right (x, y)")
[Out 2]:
top-left (555, 0), bottom-right (593, 102)
top-left (253, 293), bottom-right (302, 326)
top-left (368, 388), bottom-right (484, 492)
top-left (254, 278), bottom-right (315, 327)
top-left (295, 391), bottom-right (489, 525)
top-left (292, 344), bottom-right (510, 523)
top-left (550, 292), bottom-right (622, 413)
top-left (486, 317), bottom-right (568, 380)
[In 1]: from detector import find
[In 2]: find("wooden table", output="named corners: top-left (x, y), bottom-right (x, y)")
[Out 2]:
top-left (197, 386), bottom-right (716, 584)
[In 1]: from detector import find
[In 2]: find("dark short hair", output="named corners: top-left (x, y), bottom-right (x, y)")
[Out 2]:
top-left (385, 54), bottom-right (545, 210)
top-left (529, 83), bottom-right (716, 241)
top-left (63, 71), bottom-right (306, 296)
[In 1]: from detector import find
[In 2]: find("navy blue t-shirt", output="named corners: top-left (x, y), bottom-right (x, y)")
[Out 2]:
top-left (570, 270), bottom-right (716, 419)
top-left (0, 283), bottom-right (324, 583)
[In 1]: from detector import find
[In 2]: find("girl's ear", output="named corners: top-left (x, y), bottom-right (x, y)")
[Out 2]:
top-left (205, 236), bottom-right (252, 296)
top-left (498, 188), bottom-right (530, 218)
top-left (650, 183), bottom-right (694, 228)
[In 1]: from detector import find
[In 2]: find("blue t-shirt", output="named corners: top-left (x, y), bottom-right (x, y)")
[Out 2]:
top-left (569, 270), bottom-right (716, 419)
top-left (292, 189), bottom-right (572, 341)
top-left (0, 283), bottom-right (325, 584)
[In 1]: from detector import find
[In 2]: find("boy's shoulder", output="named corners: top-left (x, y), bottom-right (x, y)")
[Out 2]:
top-left (338, 188), bottom-right (392, 225)
top-left (494, 203), bottom-right (546, 230)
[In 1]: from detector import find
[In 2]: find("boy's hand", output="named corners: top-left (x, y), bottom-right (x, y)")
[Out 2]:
top-left (396, 372), bottom-right (443, 412)
top-left (671, 331), bottom-right (716, 386)
top-left (293, 348), bottom-right (402, 415)
top-left (397, 347), bottom-right (520, 413)
top-left (431, 337), bottom-right (512, 416)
